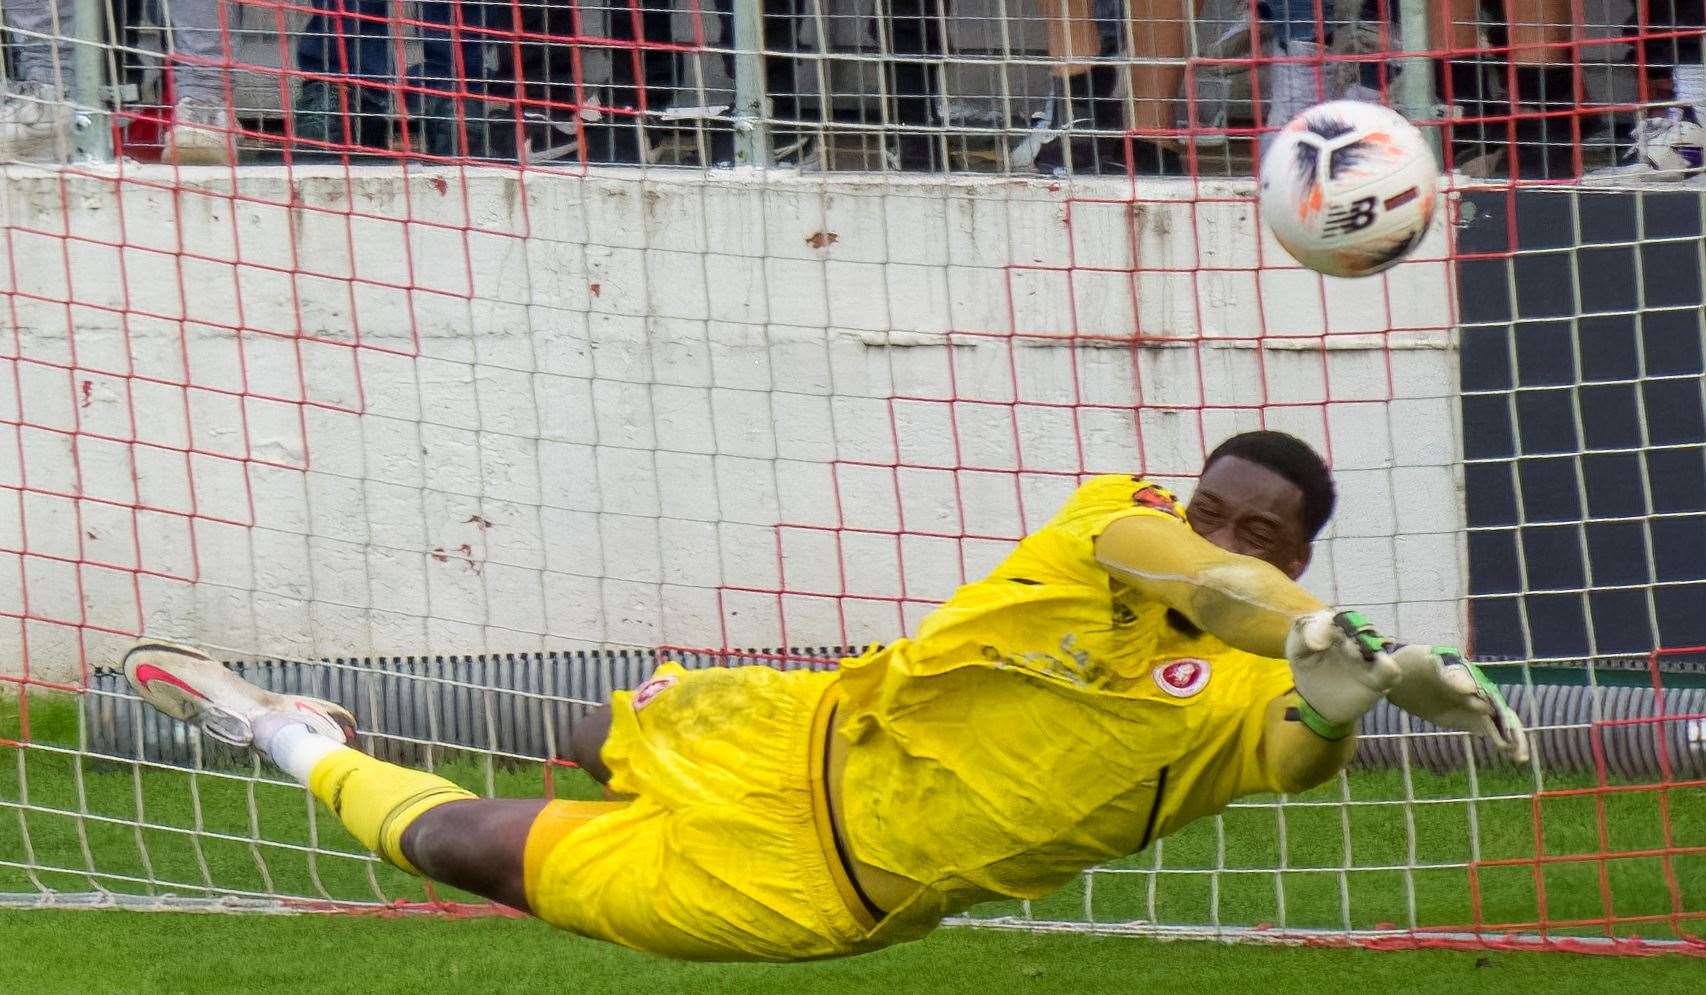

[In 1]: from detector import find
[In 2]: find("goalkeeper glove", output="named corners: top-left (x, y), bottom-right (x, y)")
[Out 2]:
top-left (1284, 610), bottom-right (1401, 739)
top-left (1385, 645), bottom-right (1530, 764)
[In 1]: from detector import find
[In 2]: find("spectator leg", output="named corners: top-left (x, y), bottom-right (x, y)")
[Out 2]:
top-left (1504, 0), bottom-right (1571, 64)
top-left (1021, 0), bottom-right (1186, 175)
top-left (414, 0), bottom-right (461, 155)
top-left (606, 0), bottom-right (681, 113)
top-left (4, 0), bottom-right (78, 90)
top-left (1501, 0), bottom-right (1577, 177)
top-left (1260, 0), bottom-right (1334, 153)
top-left (165, 0), bottom-right (228, 106)
top-left (414, 0), bottom-right (519, 158)
top-left (0, 0), bottom-right (77, 160)
top-left (1039, 0), bottom-right (1100, 78)
top-left (1425, 0), bottom-right (1483, 53)
top-left (626, 0), bottom-right (729, 164)
top-left (1426, 0), bottom-right (1504, 174)
top-left (1597, 0), bottom-right (1706, 178)
top-left (1639, 1), bottom-right (1706, 110)
top-left (642, 0), bottom-right (681, 103)
top-left (1120, 0), bottom-right (1199, 140)
top-left (1669, 2), bottom-right (1706, 111)
top-left (602, 0), bottom-right (685, 160)
top-left (293, 0), bottom-right (394, 149)
top-left (763, 0), bottom-right (805, 128)
top-left (880, 0), bottom-right (949, 167)
top-left (354, 0), bottom-right (397, 114)
top-left (1026, 0), bottom-right (1127, 175)
top-left (161, 0), bottom-right (239, 163)
top-left (1113, 0), bottom-right (1198, 172)
top-left (497, 0), bottom-right (606, 162)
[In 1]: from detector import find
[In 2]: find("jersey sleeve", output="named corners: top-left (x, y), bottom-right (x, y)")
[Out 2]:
top-left (1001, 475), bottom-right (1191, 590)
top-left (1045, 475), bottom-right (1188, 546)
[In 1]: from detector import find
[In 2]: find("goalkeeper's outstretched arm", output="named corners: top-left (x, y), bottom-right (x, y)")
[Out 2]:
top-left (1098, 512), bottom-right (1413, 735)
top-left (1096, 512), bottom-right (1529, 763)
top-left (1093, 512), bottom-right (1325, 659)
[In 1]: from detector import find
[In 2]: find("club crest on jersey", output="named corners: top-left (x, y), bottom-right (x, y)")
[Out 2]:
top-left (631, 674), bottom-right (678, 710)
top-left (1154, 658), bottom-right (1211, 698)
top-left (1130, 483), bottom-right (1183, 521)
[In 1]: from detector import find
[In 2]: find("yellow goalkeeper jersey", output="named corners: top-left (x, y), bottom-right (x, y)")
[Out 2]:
top-left (836, 474), bottom-right (1296, 915)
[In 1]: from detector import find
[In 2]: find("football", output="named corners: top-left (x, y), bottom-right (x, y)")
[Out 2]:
top-left (1259, 100), bottom-right (1439, 278)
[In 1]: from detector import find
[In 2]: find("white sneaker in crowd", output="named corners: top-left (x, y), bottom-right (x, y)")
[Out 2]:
top-left (1589, 106), bottom-right (1705, 183)
top-left (164, 99), bottom-right (235, 166)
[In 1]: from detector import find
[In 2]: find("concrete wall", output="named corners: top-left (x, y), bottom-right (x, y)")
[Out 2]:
top-left (0, 164), bottom-right (1459, 683)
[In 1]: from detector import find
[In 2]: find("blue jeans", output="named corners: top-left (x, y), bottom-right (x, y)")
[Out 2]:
top-left (297, 0), bottom-right (493, 104)
top-left (1263, 0), bottom-right (1336, 46)
top-left (417, 0), bottom-right (504, 99)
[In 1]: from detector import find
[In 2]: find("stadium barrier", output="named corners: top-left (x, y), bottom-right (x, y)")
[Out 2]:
top-left (0, 0), bottom-right (1684, 178)
top-left (80, 650), bottom-right (1706, 778)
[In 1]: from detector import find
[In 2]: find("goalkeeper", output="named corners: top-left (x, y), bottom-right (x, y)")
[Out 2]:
top-left (124, 430), bottom-right (1527, 962)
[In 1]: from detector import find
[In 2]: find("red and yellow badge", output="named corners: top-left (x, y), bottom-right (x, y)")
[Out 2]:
top-left (631, 674), bottom-right (679, 710)
top-left (1131, 482), bottom-right (1183, 521)
top-left (1154, 658), bottom-right (1211, 698)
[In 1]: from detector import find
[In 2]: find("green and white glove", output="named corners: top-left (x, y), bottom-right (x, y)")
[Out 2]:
top-left (1284, 610), bottom-right (1402, 740)
top-left (1386, 645), bottom-right (1530, 764)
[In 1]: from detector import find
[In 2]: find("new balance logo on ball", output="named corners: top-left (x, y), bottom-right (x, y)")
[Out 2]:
top-left (1323, 196), bottom-right (1379, 237)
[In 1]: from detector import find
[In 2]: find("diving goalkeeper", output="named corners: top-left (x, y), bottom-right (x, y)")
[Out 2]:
top-left (123, 430), bottom-right (1527, 961)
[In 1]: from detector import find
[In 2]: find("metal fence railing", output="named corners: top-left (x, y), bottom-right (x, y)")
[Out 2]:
top-left (82, 649), bottom-right (1706, 778)
top-left (0, 0), bottom-right (1701, 177)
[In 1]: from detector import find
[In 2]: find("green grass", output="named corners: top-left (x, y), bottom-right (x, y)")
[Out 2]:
top-left (3, 689), bottom-right (1705, 991)
top-left (962, 769), bottom-right (1706, 937)
top-left (1, 691), bottom-right (599, 908)
top-left (0, 909), bottom-right (1701, 994)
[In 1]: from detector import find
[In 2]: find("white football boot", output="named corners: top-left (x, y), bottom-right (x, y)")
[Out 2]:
top-left (123, 640), bottom-right (355, 748)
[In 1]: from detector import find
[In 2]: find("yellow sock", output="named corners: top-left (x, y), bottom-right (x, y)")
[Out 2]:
top-left (306, 748), bottom-right (477, 875)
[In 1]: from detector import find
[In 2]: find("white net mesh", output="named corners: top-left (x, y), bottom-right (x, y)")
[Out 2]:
top-left (0, 0), bottom-right (1703, 956)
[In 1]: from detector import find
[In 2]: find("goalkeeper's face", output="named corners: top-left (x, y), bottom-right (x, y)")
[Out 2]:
top-left (1186, 455), bottom-right (1311, 580)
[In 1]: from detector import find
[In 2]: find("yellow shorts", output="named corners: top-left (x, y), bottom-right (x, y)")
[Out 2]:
top-left (521, 664), bottom-right (896, 962)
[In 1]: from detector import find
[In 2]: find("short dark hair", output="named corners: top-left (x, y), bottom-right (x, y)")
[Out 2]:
top-left (1202, 431), bottom-right (1336, 540)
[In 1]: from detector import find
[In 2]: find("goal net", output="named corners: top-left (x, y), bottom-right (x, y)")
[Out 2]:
top-left (2, 0), bottom-right (1704, 956)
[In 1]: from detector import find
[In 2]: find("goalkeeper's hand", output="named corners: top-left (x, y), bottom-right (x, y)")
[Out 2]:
top-left (1284, 610), bottom-right (1402, 738)
top-left (1385, 645), bottom-right (1530, 764)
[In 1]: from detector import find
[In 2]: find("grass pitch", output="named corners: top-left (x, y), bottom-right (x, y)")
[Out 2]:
top-left (1, 908), bottom-right (1702, 994)
top-left (3, 690), bottom-right (1704, 991)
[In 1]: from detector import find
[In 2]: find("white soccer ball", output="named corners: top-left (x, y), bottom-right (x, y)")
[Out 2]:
top-left (1259, 100), bottom-right (1439, 279)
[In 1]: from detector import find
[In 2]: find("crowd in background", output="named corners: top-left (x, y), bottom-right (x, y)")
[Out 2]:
top-left (0, 0), bottom-right (1700, 178)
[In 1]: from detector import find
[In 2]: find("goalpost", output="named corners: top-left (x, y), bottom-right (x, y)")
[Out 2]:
top-left (1, 0), bottom-right (1704, 957)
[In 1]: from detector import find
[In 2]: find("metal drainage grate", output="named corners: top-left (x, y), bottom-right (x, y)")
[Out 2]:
top-left (84, 647), bottom-right (847, 769)
top-left (80, 649), bottom-right (1706, 779)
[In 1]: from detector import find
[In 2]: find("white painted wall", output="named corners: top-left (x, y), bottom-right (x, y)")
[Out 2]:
top-left (0, 164), bottom-right (1460, 683)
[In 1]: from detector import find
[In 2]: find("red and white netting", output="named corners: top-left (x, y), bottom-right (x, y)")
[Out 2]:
top-left (1, 0), bottom-right (1703, 955)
